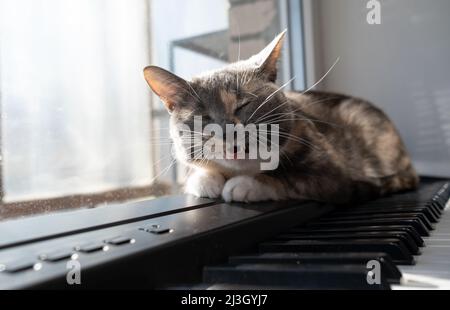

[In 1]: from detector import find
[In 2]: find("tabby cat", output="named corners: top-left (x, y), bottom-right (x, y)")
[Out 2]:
top-left (143, 31), bottom-right (418, 204)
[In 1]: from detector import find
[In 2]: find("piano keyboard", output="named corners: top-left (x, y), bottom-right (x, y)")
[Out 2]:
top-left (1, 178), bottom-right (448, 289)
top-left (190, 180), bottom-right (450, 290)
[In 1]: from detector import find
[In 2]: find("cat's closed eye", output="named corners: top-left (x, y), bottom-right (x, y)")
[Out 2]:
top-left (235, 99), bottom-right (253, 113)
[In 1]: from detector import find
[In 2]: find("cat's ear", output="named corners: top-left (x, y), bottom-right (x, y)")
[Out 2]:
top-left (143, 66), bottom-right (188, 113)
top-left (253, 30), bottom-right (287, 82)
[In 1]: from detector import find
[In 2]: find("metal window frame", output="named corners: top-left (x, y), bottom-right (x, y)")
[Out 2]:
top-left (278, 0), bottom-right (307, 91)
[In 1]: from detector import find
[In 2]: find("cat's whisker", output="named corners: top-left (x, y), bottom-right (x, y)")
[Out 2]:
top-left (301, 57), bottom-right (340, 95)
top-left (256, 129), bottom-right (320, 151)
top-left (178, 109), bottom-right (197, 120)
top-left (241, 68), bottom-right (254, 88)
top-left (255, 97), bottom-right (343, 126)
top-left (253, 133), bottom-right (294, 170)
top-left (234, 18), bottom-right (242, 94)
top-left (245, 69), bottom-right (256, 86)
top-left (245, 91), bottom-right (258, 98)
top-left (184, 152), bottom-right (205, 177)
top-left (260, 116), bottom-right (336, 128)
top-left (258, 136), bottom-right (290, 170)
top-left (242, 70), bottom-right (249, 88)
top-left (236, 17), bottom-right (241, 63)
top-left (246, 77), bottom-right (296, 123)
top-left (253, 128), bottom-right (299, 159)
top-left (252, 100), bottom-right (289, 123)
top-left (255, 99), bottom-right (310, 124)
top-left (246, 70), bottom-right (256, 85)
top-left (255, 112), bottom-right (296, 123)
top-left (149, 158), bottom-right (178, 185)
top-left (177, 130), bottom-right (209, 139)
top-left (151, 151), bottom-right (179, 177)
top-left (177, 131), bottom-right (207, 137)
top-left (280, 149), bottom-right (294, 168)
top-left (183, 149), bottom-right (204, 164)
top-left (184, 81), bottom-right (203, 103)
top-left (241, 70), bottom-right (248, 87)
top-left (264, 77), bottom-right (296, 102)
top-left (260, 128), bottom-right (312, 144)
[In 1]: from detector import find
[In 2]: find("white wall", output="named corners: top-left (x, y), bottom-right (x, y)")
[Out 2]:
top-left (310, 0), bottom-right (450, 177)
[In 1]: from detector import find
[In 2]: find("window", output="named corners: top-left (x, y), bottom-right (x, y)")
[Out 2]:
top-left (0, 0), bottom-right (294, 219)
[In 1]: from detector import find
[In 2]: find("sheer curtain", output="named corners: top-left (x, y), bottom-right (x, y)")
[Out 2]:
top-left (0, 0), bottom-right (152, 202)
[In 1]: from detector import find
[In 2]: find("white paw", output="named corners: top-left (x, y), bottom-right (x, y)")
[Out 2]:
top-left (185, 170), bottom-right (225, 199)
top-left (222, 176), bottom-right (277, 203)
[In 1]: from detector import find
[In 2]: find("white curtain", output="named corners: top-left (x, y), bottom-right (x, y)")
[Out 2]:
top-left (0, 0), bottom-right (152, 202)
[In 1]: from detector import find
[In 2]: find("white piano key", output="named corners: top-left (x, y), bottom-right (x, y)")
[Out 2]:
top-left (394, 200), bottom-right (450, 289)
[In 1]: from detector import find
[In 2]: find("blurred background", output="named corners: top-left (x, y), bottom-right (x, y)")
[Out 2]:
top-left (0, 0), bottom-right (449, 214)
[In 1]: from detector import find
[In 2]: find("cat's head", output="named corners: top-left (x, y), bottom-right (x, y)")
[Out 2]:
top-left (143, 31), bottom-right (291, 174)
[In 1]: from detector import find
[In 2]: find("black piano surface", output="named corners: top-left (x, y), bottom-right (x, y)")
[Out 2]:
top-left (0, 178), bottom-right (448, 290)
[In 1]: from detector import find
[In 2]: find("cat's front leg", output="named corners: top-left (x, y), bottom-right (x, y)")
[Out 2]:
top-left (222, 175), bottom-right (285, 203)
top-left (185, 169), bottom-right (225, 199)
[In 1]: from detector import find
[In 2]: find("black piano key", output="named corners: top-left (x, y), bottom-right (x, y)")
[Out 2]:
top-left (404, 201), bottom-right (442, 211)
top-left (356, 202), bottom-right (442, 217)
top-left (228, 252), bottom-right (402, 283)
top-left (328, 207), bottom-right (440, 223)
top-left (318, 213), bottom-right (435, 231)
top-left (203, 264), bottom-right (391, 290)
top-left (361, 196), bottom-right (429, 207)
top-left (432, 200), bottom-right (445, 211)
top-left (274, 231), bottom-right (420, 255)
top-left (259, 239), bottom-right (415, 265)
top-left (305, 218), bottom-right (430, 237)
top-left (424, 204), bottom-right (442, 217)
top-left (289, 225), bottom-right (424, 247)
top-left (389, 203), bottom-right (441, 216)
top-left (356, 183), bottom-right (448, 207)
top-left (438, 182), bottom-right (450, 197)
top-left (432, 194), bottom-right (448, 210)
top-left (410, 203), bottom-right (442, 216)
top-left (342, 204), bottom-right (442, 222)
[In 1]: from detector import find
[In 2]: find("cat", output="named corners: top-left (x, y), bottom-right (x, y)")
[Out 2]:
top-left (143, 30), bottom-right (419, 204)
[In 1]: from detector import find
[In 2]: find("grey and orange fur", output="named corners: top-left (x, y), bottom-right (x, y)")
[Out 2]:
top-left (143, 31), bottom-right (418, 204)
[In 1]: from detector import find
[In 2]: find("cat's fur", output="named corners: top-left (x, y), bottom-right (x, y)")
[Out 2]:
top-left (143, 31), bottom-right (419, 204)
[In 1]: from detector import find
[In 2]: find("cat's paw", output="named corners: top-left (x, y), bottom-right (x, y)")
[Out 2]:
top-left (185, 170), bottom-right (225, 199)
top-left (222, 176), bottom-right (277, 203)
